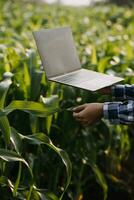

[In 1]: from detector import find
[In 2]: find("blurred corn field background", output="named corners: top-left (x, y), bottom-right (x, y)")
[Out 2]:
top-left (0, 0), bottom-right (134, 199)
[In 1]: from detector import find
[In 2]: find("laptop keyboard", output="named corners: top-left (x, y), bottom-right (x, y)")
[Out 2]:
top-left (54, 69), bottom-right (99, 84)
top-left (50, 68), bottom-right (123, 91)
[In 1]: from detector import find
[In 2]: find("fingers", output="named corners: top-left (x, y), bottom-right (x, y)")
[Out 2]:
top-left (73, 104), bottom-right (87, 118)
top-left (74, 115), bottom-right (89, 123)
top-left (73, 112), bottom-right (81, 118)
top-left (73, 104), bottom-right (87, 113)
top-left (75, 117), bottom-right (85, 122)
top-left (73, 110), bottom-right (85, 118)
top-left (74, 112), bottom-right (92, 126)
top-left (73, 103), bottom-right (92, 126)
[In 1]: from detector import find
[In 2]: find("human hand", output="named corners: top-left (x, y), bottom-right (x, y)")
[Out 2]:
top-left (73, 103), bottom-right (103, 126)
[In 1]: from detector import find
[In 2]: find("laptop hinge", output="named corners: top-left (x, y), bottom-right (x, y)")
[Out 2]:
top-left (48, 68), bottom-right (81, 80)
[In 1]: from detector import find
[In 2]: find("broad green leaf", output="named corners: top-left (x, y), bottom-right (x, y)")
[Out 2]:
top-left (0, 148), bottom-right (33, 178)
top-left (40, 95), bottom-right (59, 133)
top-left (98, 57), bottom-right (110, 73)
top-left (0, 73), bottom-right (13, 144)
top-left (0, 116), bottom-right (11, 145)
top-left (29, 115), bottom-right (39, 134)
top-left (0, 100), bottom-right (60, 117)
top-left (18, 132), bottom-right (72, 200)
top-left (10, 129), bottom-right (71, 200)
top-left (30, 70), bottom-right (43, 101)
top-left (10, 127), bottom-right (23, 154)
top-left (0, 147), bottom-right (34, 200)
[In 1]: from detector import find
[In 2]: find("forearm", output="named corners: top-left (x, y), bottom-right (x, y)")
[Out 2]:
top-left (112, 84), bottom-right (134, 100)
top-left (103, 100), bottom-right (134, 124)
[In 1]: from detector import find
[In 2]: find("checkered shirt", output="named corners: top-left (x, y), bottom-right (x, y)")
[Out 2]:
top-left (103, 84), bottom-right (134, 124)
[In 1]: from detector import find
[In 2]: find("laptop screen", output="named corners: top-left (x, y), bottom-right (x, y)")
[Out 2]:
top-left (33, 27), bottom-right (81, 78)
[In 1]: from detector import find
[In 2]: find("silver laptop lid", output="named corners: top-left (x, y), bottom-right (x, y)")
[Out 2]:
top-left (33, 27), bottom-right (81, 78)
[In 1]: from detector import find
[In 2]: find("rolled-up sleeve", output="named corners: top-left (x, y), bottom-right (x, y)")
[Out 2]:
top-left (112, 84), bottom-right (134, 100)
top-left (103, 100), bottom-right (134, 124)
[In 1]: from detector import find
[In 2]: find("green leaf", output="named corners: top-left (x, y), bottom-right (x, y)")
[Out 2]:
top-left (40, 95), bottom-right (59, 133)
top-left (0, 146), bottom-right (34, 200)
top-left (0, 176), bottom-right (8, 187)
top-left (0, 100), bottom-right (60, 117)
top-left (30, 188), bottom-right (41, 200)
top-left (0, 74), bottom-right (12, 144)
top-left (10, 129), bottom-right (71, 200)
top-left (30, 70), bottom-right (43, 101)
top-left (32, 186), bottom-right (59, 200)
top-left (13, 162), bottom-right (22, 197)
top-left (91, 46), bottom-right (97, 65)
top-left (0, 76), bottom-right (12, 109)
top-left (19, 132), bottom-right (72, 200)
top-left (46, 116), bottom-right (53, 134)
top-left (29, 115), bottom-right (39, 134)
top-left (0, 116), bottom-right (11, 145)
top-left (45, 192), bottom-right (59, 200)
top-left (88, 162), bottom-right (108, 200)
top-left (27, 185), bottom-right (34, 200)
top-left (10, 127), bottom-right (23, 154)
top-left (0, 148), bottom-right (33, 178)
top-left (40, 95), bottom-right (59, 108)
top-left (0, 74), bottom-right (13, 144)
top-left (23, 63), bottom-right (31, 99)
top-left (98, 57), bottom-right (110, 73)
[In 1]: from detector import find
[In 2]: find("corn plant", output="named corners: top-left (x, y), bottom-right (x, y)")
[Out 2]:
top-left (0, 1), bottom-right (134, 200)
top-left (0, 70), bottom-right (72, 200)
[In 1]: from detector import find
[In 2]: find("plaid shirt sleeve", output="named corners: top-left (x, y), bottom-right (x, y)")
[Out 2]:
top-left (103, 100), bottom-right (134, 124)
top-left (111, 84), bottom-right (134, 100)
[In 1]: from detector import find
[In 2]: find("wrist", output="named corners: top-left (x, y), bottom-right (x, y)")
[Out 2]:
top-left (98, 87), bottom-right (112, 95)
top-left (96, 103), bottom-right (104, 118)
top-left (100, 103), bottom-right (104, 115)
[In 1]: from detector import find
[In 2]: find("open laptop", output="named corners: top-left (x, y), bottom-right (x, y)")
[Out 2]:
top-left (33, 27), bottom-right (123, 91)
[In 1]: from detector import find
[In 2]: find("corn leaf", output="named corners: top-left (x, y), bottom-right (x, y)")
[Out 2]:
top-left (0, 76), bottom-right (12, 109)
top-left (30, 70), bottom-right (43, 101)
top-left (0, 148), bottom-right (33, 178)
top-left (0, 75), bottom-right (12, 144)
top-left (13, 162), bottom-right (22, 197)
top-left (10, 127), bottom-right (23, 154)
top-left (0, 116), bottom-right (11, 145)
top-left (88, 162), bottom-right (108, 200)
top-left (0, 100), bottom-right (60, 117)
top-left (40, 95), bottom-right (59, 133)
top-left (91, 46), bottom-right (97, 65)
top-left (11, 131), bottom-right (72, 200)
